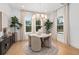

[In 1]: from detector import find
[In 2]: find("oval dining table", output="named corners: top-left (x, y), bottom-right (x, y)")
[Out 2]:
top-left (29, 33), bottom-right (52, 48)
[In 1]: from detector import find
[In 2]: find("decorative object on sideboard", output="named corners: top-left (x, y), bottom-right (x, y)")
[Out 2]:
top-left (3, 28), bottom-right (7, 37)
top-left (44, 19), bottom-right (53, 34)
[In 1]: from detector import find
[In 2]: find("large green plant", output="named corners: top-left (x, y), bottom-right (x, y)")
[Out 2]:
top-left (10, 16), bottom-right (22, 32)
top-left (44, 19), bottom-right (53, 34)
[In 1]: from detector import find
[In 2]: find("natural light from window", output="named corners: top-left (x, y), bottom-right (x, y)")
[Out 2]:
top-left (25, 12), bottom-right (48, 33)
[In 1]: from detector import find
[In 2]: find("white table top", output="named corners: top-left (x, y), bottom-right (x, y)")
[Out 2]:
top-left (29, 33), bottom-right (52, 38)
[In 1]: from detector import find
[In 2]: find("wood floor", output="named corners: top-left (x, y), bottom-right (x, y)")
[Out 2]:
top-left (6, 40), bottom-right (79, 55)
top-left (54, 40), bottom-right (79, 55)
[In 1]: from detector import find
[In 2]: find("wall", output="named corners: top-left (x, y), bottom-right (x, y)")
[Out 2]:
top-left (69, 3), bottom-right (79, 48)
top-left (0, 4), bottom-right (21, 41)
top-left (11, 8), bottom-right (20, 19)
top-left (0, 4), bottom-right (12, 28)
top-left (0, 3), bottom-right (12, 35)
top-left (0, 12), bottom-right (2, 32)
top-left (48, 12), bottom-right (57, 40)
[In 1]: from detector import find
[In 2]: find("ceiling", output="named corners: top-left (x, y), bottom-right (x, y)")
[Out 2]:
top-left (9, 3), bottom-right (64, 13)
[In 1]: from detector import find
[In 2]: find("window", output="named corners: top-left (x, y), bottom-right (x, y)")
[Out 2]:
top-left (25, 12), bottom-right (47, 33)
top-left (25, 13), bottom-right (32, 32)
top-left (57, 16), bottom-right (64, 32)
top-left (26, 20), bottom-right (31, 32)
top-left (36, 20), bottom-right (41, 31)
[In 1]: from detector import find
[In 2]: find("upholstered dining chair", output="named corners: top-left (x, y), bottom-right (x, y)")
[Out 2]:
top-left (28, 35), bottom-right (31, 47)
top-left (44, 33), bottom-right (52, 48)
top-left (31, 36), bottom-right (41, 51)
top-left (44, 36), bottom-right (51, 48)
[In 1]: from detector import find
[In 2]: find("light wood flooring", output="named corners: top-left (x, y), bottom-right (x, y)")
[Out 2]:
top-left (5, 40), bottom-right (79, 55)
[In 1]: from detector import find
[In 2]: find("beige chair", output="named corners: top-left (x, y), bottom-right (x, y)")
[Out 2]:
top-left (31, 36), bottom-right (41, 51)
top-left (28, 35), bottom-right (31, 47)
top-left (44, 33), bottom-right (52, 48)
top-left (44, 36), bottom-right (51, 48)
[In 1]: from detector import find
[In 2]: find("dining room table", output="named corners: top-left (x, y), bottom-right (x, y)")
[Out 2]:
top-left (29, 33), bottom-right (52, 48)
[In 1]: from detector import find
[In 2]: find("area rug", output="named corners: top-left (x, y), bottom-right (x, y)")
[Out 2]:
top-left (23, 42), bottom-right (58, 55)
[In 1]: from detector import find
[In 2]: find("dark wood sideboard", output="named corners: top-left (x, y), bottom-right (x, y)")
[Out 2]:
top-left (0, 33), bottom-right (15, 55)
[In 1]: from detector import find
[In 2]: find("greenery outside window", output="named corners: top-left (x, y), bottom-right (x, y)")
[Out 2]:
top-left (57, 16), bottom-right (64, 32)
top-left (25, 13), bottom-right (47, 32)
top-left (25, 13), bottom-right (32, 32)
top-left (36, 20), bottom-right (41, 31)
top-left (26, 20), bottom-right (32, 32)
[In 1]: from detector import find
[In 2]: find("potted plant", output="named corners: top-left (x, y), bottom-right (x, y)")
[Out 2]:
top-left (10, 16), bottom-right (22, 32)
top-left (10, 16), bottom-right (22, 42)
top-left (44, 19), bottom-right (53, 34)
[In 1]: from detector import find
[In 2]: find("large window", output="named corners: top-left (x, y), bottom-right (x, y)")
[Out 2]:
top-left (26, 20), bottom-right (31, 32)
top-left (25, 13), bottom-right (32, 32)
top-left (25, 12), bottom-right (47, 33)
top-left (57, 16), bottom-right (64, 32)
top-left (36, 20), bottom-right (41, 31)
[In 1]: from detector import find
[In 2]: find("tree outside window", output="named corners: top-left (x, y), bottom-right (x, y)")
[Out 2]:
top-left (36, 20), bottom-right (41, 31)
top-left (25, 13), bottom-right (32, 32)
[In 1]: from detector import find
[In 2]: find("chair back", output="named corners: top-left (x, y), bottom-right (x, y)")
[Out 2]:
top-left (31, 36), bottom-right (41, 51)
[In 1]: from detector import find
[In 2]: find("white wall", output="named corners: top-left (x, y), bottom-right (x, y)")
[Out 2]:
top-left (11, 8), bottom-right (20, 19)
top-left (48, 12), bottom-right (57, 40)
top-left (69, 3), bottom-right (79, 48)
top-left (0, 4), bottom-right (21, 41)
top-left (0, 3), bottom-right (12, 33)
top-left (57, 7), bottom-right (64, 18)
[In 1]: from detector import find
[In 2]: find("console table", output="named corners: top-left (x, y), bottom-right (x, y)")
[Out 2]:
top-left (0, 33), bottom-right (15, 55)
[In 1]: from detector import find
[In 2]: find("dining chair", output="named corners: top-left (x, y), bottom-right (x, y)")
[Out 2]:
top-left (31, 36), bottom-right (41, 51)
top-left (44, 33), bottom-right (52, 48)
top-left (28, 35), bottom-right (31, 47)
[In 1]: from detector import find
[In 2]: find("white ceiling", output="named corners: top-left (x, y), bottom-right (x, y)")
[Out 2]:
top-left (9, 3), bottom-right (64, 13)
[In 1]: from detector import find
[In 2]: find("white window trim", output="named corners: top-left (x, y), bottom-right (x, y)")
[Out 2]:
top-left (25, 13), bottom-right (47, 34)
